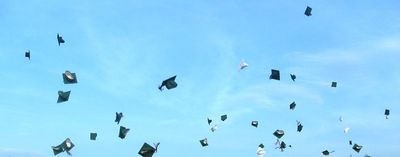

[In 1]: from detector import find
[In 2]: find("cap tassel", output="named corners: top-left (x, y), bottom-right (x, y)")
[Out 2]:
top-left (158, 85), bottom-right (164, 91)
top-left (153, 142), bottom-right (160, 153)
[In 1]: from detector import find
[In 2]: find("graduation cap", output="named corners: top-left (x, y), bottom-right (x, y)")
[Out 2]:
top-left (57, 91), bottom-right (71, 103)
top-left (269, 69), bottom-right (280, 80)
top-left (90, 133), bottom-right (97, 140)
top-left (290, 101), bottom-right (296, 110)
top-left (353, 143), bottom-right (362, 153)
top-left (322, 150), bottom-right (335, 155)
top-left (258, 143), bottom-right (264, 148)
top-left (344, 127), bottom-right (350, 133)
top-left (251, 121), bottom-right (258, 127)
top-left (339, 116), bottom-right (343, 122)
top-left (51, 138), bottom-right (74, 156)
top-left (297, 120), bottom-right (303, 132)
top-left (199, 138), bottom-right (208, 147)
top-left (207, 118), bottom-right (212, 125)
top-left (385, 109), bottom-right (390, 119)
top-left (62, 70), bottom-right (77, 84)
top-left (275, 141), bottom-right (287, 152)
top-left (57, 33), bottom-right (65, 46)
top-left (221, 114), bottom-right (227, 121)
top-left (119, 126), bottom-right (130, 139)
top-left (304, 6), bottom-right (312, 16)
top-left (158, 75), bottom-right (178, 91)
top-left (138, 142), bottom-right (156, 157)
top-left (256, 147), bottom-right (266, 157)
top-left (211, 125), bottom-right (218, 132)
top-left (25, 50), bottom-right (30, 60)
top-left (273, 129), bottom-right (284, 139)
top-left (290, 74), bottom-right (296, 82)
top-left (349, 140), bottom-right (353, 145)
top-left (331, 82), bottom-right (337, 87)
top-left (115, 112), bottom-right (123, 124)
top-left (238, 58), bottom-right (248, 71)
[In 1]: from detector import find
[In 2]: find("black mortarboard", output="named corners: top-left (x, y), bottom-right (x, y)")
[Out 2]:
top-left (199, 138), bottom-right (208, 147)
top-left (115, 112), bottom-right (123, 124)
top-left (259, 143), bottom-right (264, 148)
top-left (119, 126), bottom-right (130, 139)
top-left (251, 121), bottom-right (258, 127)
top-left (159, 75), bottom-right (178, 90)
top-left (331, 82), bottom-right (337, 87)
top-left (349, 140), bottom-right (352, 145)
top-left (25, 50), bottom-right (30, 60)
top-left (290, 101), bottom-right (296, 110)
top-left (138, 142), bottom-right (156, 157)
top-left (290, 74), bottom-right (296, 82)
top-left (57, 33), bottom-right (65, 46)
top-left (322, 150), bottom-right (330, 155)
top-left (353, 143), bottom-right (362, 153)
top-left (297, 124), bottom-right (303, 132)
top-left (304, 6), bottom-right (312, 16)
top-left (280, 141), bottom-right (286, 149)
top-left (273, 129), bottom-right (284, 139)
top-left (221, 114), bottom-right (227, 121)
top-left (57, 91), bottom-right (71, 103)
top-left (90, 133), bottom-right (97, 140)
top-left (51, 138), bottom-right (74, 156)
top-left (207, 118), bottom-right (212, 125)
top-left (269, 69), bottom-right (280, 80)
top-left (62, 70), bottom-right (77, 84)
top-left (385, 109), bottom-right (390, 119)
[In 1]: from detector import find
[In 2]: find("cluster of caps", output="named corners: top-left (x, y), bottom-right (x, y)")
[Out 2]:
top-left (199, 114), bottom-right (228, 147)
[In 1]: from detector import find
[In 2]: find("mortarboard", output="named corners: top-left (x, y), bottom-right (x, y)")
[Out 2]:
top-left (115, 112), bottom-right (123, 124)
top-left (322, 150), bottom-right (330, 155)
top-left (159, 75), bottom-right (178, 90)
top-left (280, 141), bottom-right (286, 150)
top-left (57, 91), bottom-right (71, 103)
top-left (221, 114), bottom-right (227, 121)
top-left (256, 147), bottom-right (266, 157)
top-left (252, 121), bottom-right (258, 127)
top-left (269, 69), bottom-right (280, 80)
top-left (25, 50), bottom-right (30, 60)
top-left (290, 74), bottom-right (296, 82)
top-left (344, 127), bottom-right (350, 133)
top-left (57, 33), bottom-right (65, 46)
top-left (199, 138), bottom-right (208, 147)
top-left (290, 102), bottom-right (296, 110)
top-left (51, 138), bottom-right (74, 156)
top-left (297, 124), bottom-right (303, 132)
top-left (304, 6), bottom-right (312, 16)
top-left (138, 142), bottom-right (156, 157)
top-left (119, 126), bottom-right (130, 139)
top-left (349, 140), bottom-right (352, 145)
top-left (207, 118), bottom-right (212, 125)
top-left (90, 133), bottom-right (97, 140)
top-left (353, 143), bottom-right (362, 153)
top-left (211, 125), bottom-right (218, 132)
top-left (62, 70), bottom-right (77, 84)
top-left (258, 143), bottom-right (264, 148)
top-left (331, 82), bottom-right (337, 87)
top-left (273, 129), bottom-right (284, 139)
top-left (238, 58), bottom-right (248, 71)
top-left (385, 109), bottom-right (390, 119)
top-left (339, 116), bottom-right (343, 122)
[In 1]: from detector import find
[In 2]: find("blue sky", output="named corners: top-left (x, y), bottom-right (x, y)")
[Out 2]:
top-left (0, 0), bottom-right (399, 157)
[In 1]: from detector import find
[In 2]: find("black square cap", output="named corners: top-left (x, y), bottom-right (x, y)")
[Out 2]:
top-left (199, 138), bottom-right (208, 147)
top-left (221, 114), bottom-right (227, 121)
top-left (290, 74), bottom-right (296, 82)
top-left (90, 133), bottom-right (97, 140)
top-left (57, 91), bottom-right (71, 103)
top-left (297, 124), bottom-right (303, 132)
top-left (269, 69), bottom-right (280, 80)
top-left (119, 126), bottom-right (130, 139)
top-left (305, 6), bottom-right (312, 16)
top-left (331, 82), bottom-right (337, 87)
top-left (138, 142), bottom-right (156, 157)
top-left (273, 129), bottom-right (284, 139)
top-left (159, 75), bottom-right (178, 90)
top-left (322, 150), bottom-right (330, 155)
top-left (25, 50), bottom-right (30, 60)
top-left (57, 33), bottom-right (65, 46)
top-left (115, 112), bottom-right (123, 124)
top-left (385, 109), bottom-right (390, 116)
top-left (290, 102), bottom-right (296, 110)
top-left (280, 141), bottom-right (286, 149)
top-left (51, 138), bottom-right (74, 156)
top-left (62, 70), bottom-right (77, 84)
top-left (349, 140), bottom-right (352, 145)
top-left (258, 143), bottom-right (264, 148)
top-left (207, 118), bottom-right (212, 125)
top-left (353, 143), bottom-right (362, 153)
top-left (251, 121), bottom-right (258, 127)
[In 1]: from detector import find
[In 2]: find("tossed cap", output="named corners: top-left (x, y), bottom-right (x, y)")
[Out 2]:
top-left (256, 147), bottom-right (266, 157)
top-left (199, 138), bottom-right (208, 147)
top-left (238, 58), bottom-right (249, 71)
top-left (115, 112), bottom-right (123, 124)
top-left (221, 114), bottom-right (227, 121)
top-left (138, 142), bottom-right (156, 157)
top-left (51, 138), bottom-right (74, 156)
top-left (159, 75), bottom-right (178, 90)
top-left (269, 69), bottom-right (280, 80)
top-left (90, 133), bottom-right (97, 140)
top-left (62, 70), bottom-right (77, 84)
top-left (207, 118), bottom-right (212, 125)
top-left (331, 82), bottom-right (337, 87)
top-left (352, 143), bottom-right (362, 153)
top-left (211, 125), bottom-right (218, 132)
top-left (297, 124), bottom-right (303, 132)
top-left (57, 33), bottom-right (65, 46)
top-left (25, 50), bottom-right (30, 60)
top-left (258, 143), bottom-right (264, 148)
top-left (252, 121), bottom-right (258, 127)
top-left (344, 127), bottom-right (350, 133)
top-left (57, 91), bottom-right (71, 103)
top-left (290, 102), bottom-right (296, 110)
top-left (273, 129), bottom-right (284, 139)
top-left (290, 74), bottom-right (296, 82)
top-left (304, 6), bottom-right (312, 16)
top-left (119, 126), bottom-right (130, 139)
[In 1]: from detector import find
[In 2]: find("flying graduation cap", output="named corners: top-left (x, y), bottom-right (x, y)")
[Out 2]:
top-left (269, 69), bottom-right (280, 80)
top-left (296, 120), bottom-right (303, 132)
top-left (138, 142), bottom-right (156, 157)
top-left (344, 127), bottom-right (350, 133)
top-left (57, 33), bottom-right (65, 46)
top-left (57, 91), bottom-right (71, 103)
top-left (25, 50), bottom-right (30, 60)
top-left (385, 109), bottom-right (390, 119)
top-left (51, 138), bottom-right (74, 156)
top-left (322, 150), bottom-right (335, 155)
top-left (290, 74), bottom-right (296, 82)
top-left (119, 126), bottom-right (130, 139)
top-left (199, 138), bottom-right (208, 147)
top-left (211, 125), bottom-right (218, 132)
top-left (304, 6), bottom-right (312, 16)
top-left (256, 146), bottom-right (266, 157)
top-left (238, 58), bottom-right (248, 71)
top-left (331, 82), bottom-right (337, 87)
top-left (221, 114), bottom-right (227, 121)
top-left (207, 118), bottom-right (212, 125)
top-left (273, 129), bottom-right (284, 139)
top-left (349, 140), bottom-right (353, 145)
top-left (90, 133), bottom-right (97, 140)
top-left (290, 102), bottom-right (296, 110)
top-left (352, 143), bottom-right (362, 153)
top-left (275, 141), bottom-right (287, 152)
top-left (62, 70), bottom-right (77, 84)
top-left (115, 112), bottom-right (123, 124)
top-left (251, 121), bottom-right (258, 127)
top-left (158, 75), bottom-right (178, 91)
